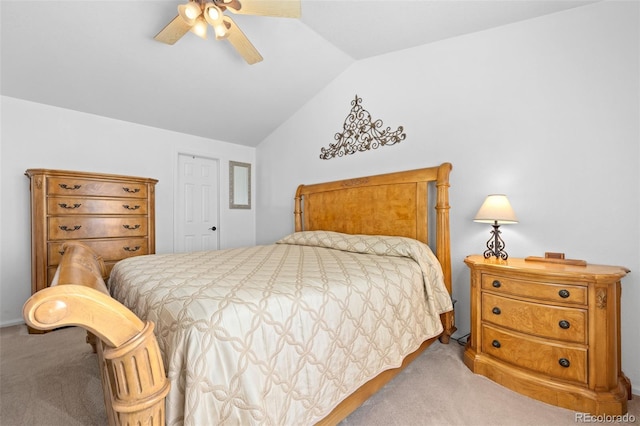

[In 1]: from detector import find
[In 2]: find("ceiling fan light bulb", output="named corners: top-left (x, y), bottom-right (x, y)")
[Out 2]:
top-left (178, 2), bottom-right (202, 24)
top-left (208, 7), bottom-right (220, 20)
top-left (214, 23), bottom-right (228, 39)
top-left (204, 3), bottom-right (223, 27)
top-left (185, 8), bottom-right (198, 19)
top-left (191, 17), bottom-right (208, 39)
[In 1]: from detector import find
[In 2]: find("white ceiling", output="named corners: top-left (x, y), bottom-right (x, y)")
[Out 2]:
top-left (1, 0), bottom-right (597, 147)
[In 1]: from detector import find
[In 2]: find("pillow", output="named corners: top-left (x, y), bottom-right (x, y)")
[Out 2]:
top-left (277, 230), bottom-right (451, 314)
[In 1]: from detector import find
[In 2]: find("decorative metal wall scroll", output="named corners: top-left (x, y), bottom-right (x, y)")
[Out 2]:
top-left (320, 95), bottom-right (406, 160)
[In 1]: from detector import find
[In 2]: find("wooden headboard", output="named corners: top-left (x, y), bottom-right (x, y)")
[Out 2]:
top-left (294, 162), bottom-right (453, 301)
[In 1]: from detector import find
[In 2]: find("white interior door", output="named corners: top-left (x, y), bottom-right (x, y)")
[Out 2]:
top-left (176, 154), bottom-right (219, 252)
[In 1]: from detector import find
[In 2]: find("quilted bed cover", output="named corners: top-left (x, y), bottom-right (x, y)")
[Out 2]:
top-left (109, 231), bottom-right (453, 425)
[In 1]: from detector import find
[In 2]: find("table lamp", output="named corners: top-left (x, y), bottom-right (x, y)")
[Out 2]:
top-left (474, 194), bottom-right (518, 260)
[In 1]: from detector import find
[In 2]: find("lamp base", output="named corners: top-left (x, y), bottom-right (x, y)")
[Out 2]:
top-left (483, 223), bottom-right (509, 260)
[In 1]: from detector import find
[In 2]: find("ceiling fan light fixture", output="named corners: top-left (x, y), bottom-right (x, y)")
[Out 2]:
top-left (155, 0), bottom-right (300, 64)
top-left (178, 1), bottom-right (203, 25)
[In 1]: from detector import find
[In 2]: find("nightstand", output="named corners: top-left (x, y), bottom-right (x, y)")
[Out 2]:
top-left (463, 255), bottom-right (631, 415)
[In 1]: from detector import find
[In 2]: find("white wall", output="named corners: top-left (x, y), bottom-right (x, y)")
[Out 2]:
top-left (0, 96), bottom-right (256, 326)
top-left (256, 2), bottom-right (640, 388)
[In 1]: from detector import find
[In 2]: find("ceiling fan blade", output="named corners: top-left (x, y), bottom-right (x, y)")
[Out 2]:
top-left (154, 15), bottom-right (192, 45)
top-left (223, 16), bottom-right (263, 64)
top-left (223, 0), bottom-right (300, 18)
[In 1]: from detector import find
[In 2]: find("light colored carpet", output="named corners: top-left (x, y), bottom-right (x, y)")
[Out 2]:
top-left (1, 325), bottom-right (637, 425)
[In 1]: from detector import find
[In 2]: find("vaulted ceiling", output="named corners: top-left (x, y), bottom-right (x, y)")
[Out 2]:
top-left (1, 0), bottom-right (597, 147)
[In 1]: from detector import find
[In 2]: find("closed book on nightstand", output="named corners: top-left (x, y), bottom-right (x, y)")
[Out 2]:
top-left (463, 255), bottom-right (631, 415)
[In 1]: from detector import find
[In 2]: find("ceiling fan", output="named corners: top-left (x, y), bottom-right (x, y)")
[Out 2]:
top-left (154, 0), bottom-right (301, 64)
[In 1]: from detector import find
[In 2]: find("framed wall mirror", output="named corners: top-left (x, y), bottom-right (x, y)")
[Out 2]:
top-left (229, 161), bottom-right (251, 209)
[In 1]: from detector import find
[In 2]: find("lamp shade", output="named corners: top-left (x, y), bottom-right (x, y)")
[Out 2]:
top-left (473, 194), bottom-right (518, 224)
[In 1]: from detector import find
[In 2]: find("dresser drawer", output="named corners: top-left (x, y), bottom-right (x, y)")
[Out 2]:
top-left (482, 293), bottom-right (586, 343)
top-left (481, 324), bottom-right (587, 383)
top-left (47, 197), bottom-right (148, 215)
top-left (48, 177), bottom-right (148, 199)
top-left (482, 274), bottom-right (587, 305)
top-left (48, 239), bottom-right (149, 265)
top-left (48, 217), bottom-right (148, 240)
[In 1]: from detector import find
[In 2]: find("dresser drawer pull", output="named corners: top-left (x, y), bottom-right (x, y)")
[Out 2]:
top-left (492, 280), bottom-right (501, 288)
top-left (59, 183), bottom-right (81, 190)
top-left (558, 358), bottom-right (571, 368)
top-left (122, 187), bottom-right (140, 194)
top-left (558, 289), bottom-right (570, 298)
top-left (122, 204), bottom-right (140, 210)
top-left (58, 203), bottom-right (82, 209)
top-left (123, 224), bottom-right (141, 230)
top-left (492, 307), bottom-right (501, 315)
top-left (558, 320), bottom-right (571, 329)
top-left (59, 225), bottom-right (81, 232)
top-left (491, 340), bottom-right (501, 348)
top-left (123, 246), bottom-right (141, 252)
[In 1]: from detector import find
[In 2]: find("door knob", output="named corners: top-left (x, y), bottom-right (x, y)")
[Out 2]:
top-left (209, 226), bottom-right (217, 231)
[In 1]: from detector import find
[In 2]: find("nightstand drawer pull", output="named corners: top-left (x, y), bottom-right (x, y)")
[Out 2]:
top-left (558, 289), bottom-right (570, 298)
top-left (492, 280), bottom-right (501, 288)
top-left (123, 224), bottom-right (141, 230)
top-left (123, 246), bottom-right (141, 252)
top-left (558, 320), bottom-right (571, 329)
top-left (59, 225), bottom-right (81, 232)
top-left (492, 340), bottom-right (501, 348)
top-left (492, 307), bottom-right (501, 315)
top-left (558, 358), bottom-right (571, 368)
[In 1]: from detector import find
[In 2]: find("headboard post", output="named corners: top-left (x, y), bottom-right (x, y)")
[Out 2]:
top-left (435, 163), bottom-right (452, 294)
top-left (294, 196), bottom-right (303, 232)
top-left (435, 162), bottom-right (455, 342)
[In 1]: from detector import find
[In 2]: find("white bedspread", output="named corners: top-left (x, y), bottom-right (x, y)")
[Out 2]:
top-left (109, 231), bottom-right (453, 425)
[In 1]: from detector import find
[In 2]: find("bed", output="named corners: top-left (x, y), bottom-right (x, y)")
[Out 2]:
top-left (23, 162), bottom-right (455, 426)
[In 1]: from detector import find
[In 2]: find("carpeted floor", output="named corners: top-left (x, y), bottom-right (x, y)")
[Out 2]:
top-left (1, 324), bottom-right (637, 425)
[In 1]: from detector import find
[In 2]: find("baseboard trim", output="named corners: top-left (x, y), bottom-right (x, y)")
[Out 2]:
top-left (0, 319), bottom-right (26, 328)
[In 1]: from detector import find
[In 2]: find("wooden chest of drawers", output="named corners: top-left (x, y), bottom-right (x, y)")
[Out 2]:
top-left (26, 169), bottom-right (158, 296)
top-left (463, 255), bottom-right (631, 415)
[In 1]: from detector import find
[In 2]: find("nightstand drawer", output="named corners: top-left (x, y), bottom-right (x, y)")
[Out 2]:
top-left (482, 293), bottom-right (586, 343)
top-left (481, 324), bottom-right (587, 383)
top-left (482, 274), bottom-right (587, 305)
